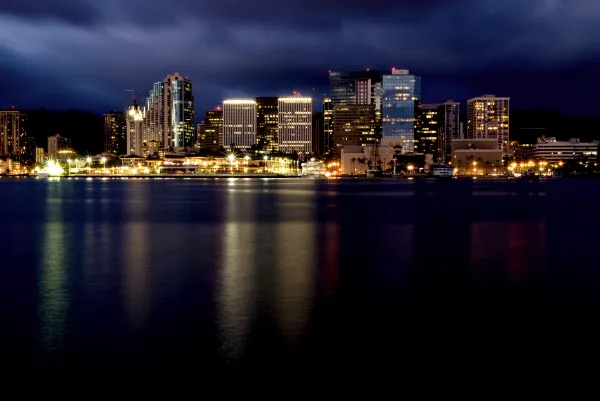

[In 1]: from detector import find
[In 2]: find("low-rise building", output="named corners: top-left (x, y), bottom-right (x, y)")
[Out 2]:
top-left (341, 144), bottom-right (395, 175)
top-left (533, 138), bottom-right (598, 163)
top-left (452, 139), bottom-right (504, 175)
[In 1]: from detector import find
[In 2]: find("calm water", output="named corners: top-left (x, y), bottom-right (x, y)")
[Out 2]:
top-left (1, 177), bottom-right (600, 379)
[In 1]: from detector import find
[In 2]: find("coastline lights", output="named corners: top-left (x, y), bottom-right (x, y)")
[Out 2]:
top-left (42, 160), bottom-right (64, 177)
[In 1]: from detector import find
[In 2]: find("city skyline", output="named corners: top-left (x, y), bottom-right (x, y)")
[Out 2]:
top-left (0, 0), bottom-right (599, 118)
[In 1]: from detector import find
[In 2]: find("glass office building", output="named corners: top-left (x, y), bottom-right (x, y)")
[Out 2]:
top-left (382, 69), bottom-right (421, 153)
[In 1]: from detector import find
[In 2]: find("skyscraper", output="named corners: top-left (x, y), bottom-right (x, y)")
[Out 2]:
top-left (312, 111), bottom-right (324, 156)
top-left (126, 100), bottom-right (144, 156)
top-left (197, 121), bottom-right (205, 148)
top-left (142, 73), bottom-right (194, 150)
top-left (467, 95), bottom-right (510, 155)
top-left (329, 70), bottom-right (382, 106)
top-left (382, 69), bottom-right (421, 153)
top-left (204, 108), bottom-right (223, 152)
top-left (0, 108), bottom-right (26, 159)
top-left (323, 98), bottom-right (334, 157)
top-left (415, 103), bottom-right (441, 159)
top-left (47, 134), bottom-right (70, 159)
top-left (256, 97), bottom-right (279, 153)
top-left (223, 100), bottom-right (257, 151)
top-left (20, 136), bottom-right (37, 166)
top-left (437, 101), bottom-right (460, 159)
top-left (104, 111), bottom-right (125, 155)
top-left (333, 104), bottom-right (377, 157)
top-left (278, 96), bottom-right (313, 154)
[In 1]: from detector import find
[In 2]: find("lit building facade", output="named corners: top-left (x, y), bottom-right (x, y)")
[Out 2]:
top-left (0, 109), bottom-right (26, 159)
top-left (144, 81), bottom-right (168, 145)
top-left (256, 97), bottom-right (279, 152)
top-left (104, 111), bottom-right (125, 155)
top-left (333, 104), bottom-right (377, 157)
top-left (197, 121), bottom-right (205, 148)
top-left (415, 103), bottom-right (440, 159)
top-left (533, 138), bottom-right (598, 163)
top-left (329, 70), bottom-right (382, 106)
top-left (20, 136), bottom-right (37, 166)
top-left (47, 134), bottom-right (70, 158)
top-left (467, 95), bottom-right (510, 155)
top-left (278, 96), bottom-right (313, 154)
top-left (223, 100), bottom-right (257, 150)
top-left (382, 69), bottom-right (421, 153)
top-left (126, 100), bottom-right (144, 156)
top-left (204, 109), bottom-right (223, 152)
top-left (437, 101), bottom-right (460, 158)
top-left (323, 98), bottom-right (334, 157)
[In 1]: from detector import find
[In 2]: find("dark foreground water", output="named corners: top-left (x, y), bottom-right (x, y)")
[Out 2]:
top-left (1, 177), bottom-right (600, 382)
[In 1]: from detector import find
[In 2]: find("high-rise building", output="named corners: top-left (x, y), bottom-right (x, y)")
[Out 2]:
top-left (223, 100), bottom-right (257, 150)
top-left (329, 70), bottom-right (382, 106)
top-left (256, 97), bottom-right (279, 153)
top-left (20, 136), bottom-right (37, 166)
top-left (312, 111), bottom-right (324, 156)
top-left (142, 73), bottom-right (194, 150)
top-left (0, 108), bottom-right (26, 159)
top-left (278, 96), bottom-right (313, 154)
top-left (36, 147), bottom-right (45, 164)
top-left (323, 98), bottom-right (334, 157)
top-left (126, 100), bottom-right (144, 155)
top-left (382, 69), bottom-right (422, 153)
top-left (104, 111), bottom-right (125, 155)
top-left (204, 108), bottom-right (223, 152)
top-left (197, 121), bottom-right (205, 148)
top-left (437, 101), bottom-right (460, 159)
top-left (467, 95), bottom-right (510, 155)
top-left (333, 104), bottom-right (377, 157)
top-left (415, 103), bottom-right (441, 159)
top-left (47, 134), bottom-right (70, 158)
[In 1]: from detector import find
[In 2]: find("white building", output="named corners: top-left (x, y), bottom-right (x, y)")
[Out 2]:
top-left (533, 138), bottom-right (598, 163)
top-left (126, 100), bottom-right (144, 156)
top-left (223, 99), bottom-right (257, 150)
top-left (467, 95), bottom-right (510, 156)
top-left (278, 96), bottom-right (313, 154)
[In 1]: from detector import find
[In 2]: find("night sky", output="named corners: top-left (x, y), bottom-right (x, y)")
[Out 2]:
top-left (0, 0), bottom-right (598, 117)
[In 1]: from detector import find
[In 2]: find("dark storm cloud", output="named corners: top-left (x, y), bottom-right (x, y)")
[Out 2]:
top-left (0, 0), bottom-right (599, 117)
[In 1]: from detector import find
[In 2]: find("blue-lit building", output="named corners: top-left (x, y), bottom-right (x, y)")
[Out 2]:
top-left (382, 69), bottom-right (421, 153)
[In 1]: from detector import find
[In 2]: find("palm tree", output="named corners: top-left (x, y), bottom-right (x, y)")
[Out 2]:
top-left (351, 158), bottom-right (356, 174)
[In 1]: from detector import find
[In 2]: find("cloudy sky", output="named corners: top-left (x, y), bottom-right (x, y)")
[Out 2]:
top-left (0, 0), bottom-right (599, 117)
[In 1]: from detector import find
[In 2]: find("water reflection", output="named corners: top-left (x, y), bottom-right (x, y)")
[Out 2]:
top-left (217, 183), bottom-right (256, 361)
top-left (274, 185), bottom-right (316, 344)
top-left (122, 182), bottom-right (151, 329)
top-left (38, 181), bottom-right (70, 356)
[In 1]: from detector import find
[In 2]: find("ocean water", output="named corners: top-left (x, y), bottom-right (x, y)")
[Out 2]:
top-left (1, 177), bottom-right (599, 380)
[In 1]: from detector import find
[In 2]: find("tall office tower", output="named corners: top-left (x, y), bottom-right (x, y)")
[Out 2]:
top-left (329, 70), bottom-right (382, 106)
top-left (467, 95), bottom-right (510, 155)
top-left (278, 96), bottom-right (313, 154)
top-left (223, 100), bottom-right (257, 150)
top-left (323, 98), bottom-right (334, 157)
top-left (415, 103), bottom-right (441, 159)
top-left (197, 121), bottom-right (205, 148)
top-left (437, 101), bottom-right (460, 159)
top-left (20, 136), bottom-right (37, 166)
top-left (204, 108), bottom-right (223, 152)
top-left (126, 100), bottom-right (144, 155)
top-left (47, 134), bottom-right (70, 157)
top-left (0, 108), bottom-right (26, 159)
top-left (333, 104), bottom-right (377, 157)
top-left (104, 111), bottom-right (125, 155)
top-left (382, 68), bottom-right (421, 153)
top-left (256, 97), bottom-right (279, 152)
top-left (312, 111), bottom-right (324, 156)
top-left (143, 73), bottom-right (194, 150)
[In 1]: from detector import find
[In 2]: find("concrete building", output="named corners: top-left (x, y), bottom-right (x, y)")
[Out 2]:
top-left (47, 134), bottom-right (70, 158)
top-left (452, 139), bottom-right (503, 175)
top-left (104, 111), bottom-right (125, 155)
top-left (382, 69), bottom-right (421, 152)
top-left (0, 108), bottom-right (26, 159)
top-left (533, 138), bottom-right (598, 163)
top-left (204, 109), bottom-right (223, 152)
top-left (196, 121), bottom-right (205, 148)
top-left (437, 101), bottom-right (460, 158)
top-left (333, 104), bottom-right (377, 158)
top-left (323, 97), bottom-right (334, 157)
top-left (36, 147), bottom-right (45, 163)
top-left (278, 96), bottom-right (313, 154)
top-left (467, 95), bottom-right (510, 156)
top-left (126, 100), bottom-right (144, 156)
top-left (223, 99), bottom-right (257, 151)
top-left (415, 103), bottom-right (441, 160)
top-left (256, 97), bottom-right (279, 153)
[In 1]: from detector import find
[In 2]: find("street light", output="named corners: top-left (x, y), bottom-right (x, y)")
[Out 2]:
top-left (263, 156), bottom-right (268, 173)
top-left (227, 154), bottom-right (235, 174)
top-left (101, 157), bottom-right (107, 174)
top-left (67, 159), bottom-right (72, 176)
top-left (86, 157), bottom-right (92, 174)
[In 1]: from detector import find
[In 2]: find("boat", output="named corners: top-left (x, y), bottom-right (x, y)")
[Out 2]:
top-left (366, 166), bottom-right (383, 178)
top-left (301, 160), bottom-right (327, 178)
top-left (429, 164), bottom-right (454, 177)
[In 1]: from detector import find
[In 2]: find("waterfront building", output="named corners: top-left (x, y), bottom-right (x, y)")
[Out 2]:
top-left (278, 96), bottom-right (313, 154)
top-left (256, 97), bottom-right (279, 152)
top-left (323, 97), bottom-right (334, 157)
top-left (437, 101), bottom-right (460, 158)
top-left (47, 134), bottom-right (70, 158)
top-left (415, 103), bottom-right (441, 160)
top-left (452, 139), bottom-right (503, 175)
top-left (467, 95), bottom-right (510, 156)
top-left (0, 108), bottom-right (26, 159)
top-left (20, 136), bottom-right (37, 166)
top-left (126, 100), bottom-right (144, 156)
top-left (312, 111), bottom-right (324, 156)
top-left (333, 104), bottom-right (377, 157)
top-left (382, 68), bottom-right (421, 153)
top-left (223, 100), bottom-right (257, 151)
top-left (204, 108), bottom-right (223, 152)
top-left (35, 147), bottom-right (44, 163)
top-left (533, 138), bottom-right (598, 163)
top-left (196, 121), bottom-right (205, 148)
top-left (104, 111), bottom-right (125, 155)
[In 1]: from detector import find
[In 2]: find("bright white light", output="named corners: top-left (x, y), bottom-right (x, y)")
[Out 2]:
top-left (263, 156), bottom-right (268, 160)
top-left (101, 157), bottom-right (107, 164)
top-left (227, 154), bottom-right (235, 163)
top-left (223, 99), bottom-right (256, 104)
top-left (86, 157), bottom-right (92, 163)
